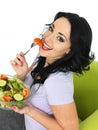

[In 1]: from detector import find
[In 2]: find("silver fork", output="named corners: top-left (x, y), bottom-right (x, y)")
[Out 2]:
top-left (24, 34), bottom-right (43, 55)
top-left (24, 42), bottom-right (36, 55)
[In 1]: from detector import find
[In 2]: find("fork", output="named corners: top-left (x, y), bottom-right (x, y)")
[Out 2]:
top-left (24, 42), bottom-right (36, 55)
top-left (24, 37), bottom-right (43, 55)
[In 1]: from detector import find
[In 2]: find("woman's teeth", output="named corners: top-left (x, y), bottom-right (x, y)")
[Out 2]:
top-left (43, 43), bottom-right (51, 50)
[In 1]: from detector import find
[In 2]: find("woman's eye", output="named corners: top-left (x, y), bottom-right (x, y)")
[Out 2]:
top-left (48, 26), bottom-right (53, 32)
top-left (57, 36), bottom-right (65, 42)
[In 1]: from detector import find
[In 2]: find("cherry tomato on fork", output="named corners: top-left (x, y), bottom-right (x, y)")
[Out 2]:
top-left (33, 38), bottom-right (43, 47)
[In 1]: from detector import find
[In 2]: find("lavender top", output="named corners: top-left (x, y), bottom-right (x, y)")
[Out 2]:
top-left (24, 71), bottom-right (74, 130)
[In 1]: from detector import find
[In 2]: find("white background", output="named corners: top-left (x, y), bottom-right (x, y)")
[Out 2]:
top-left (0, 0), bottom-right (98, 75)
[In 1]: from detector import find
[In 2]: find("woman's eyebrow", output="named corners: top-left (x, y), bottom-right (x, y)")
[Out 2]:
top-left (51, 23), bottom-right (54, 28)
top-left (53, 23), bottom-right (68, 41)
top-left (58, 32), bottom-right (68, 41)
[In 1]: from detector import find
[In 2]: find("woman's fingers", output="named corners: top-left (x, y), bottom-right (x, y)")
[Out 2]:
top-left (12, 102), bottom-right (32, 114)
top-left (10, 52), bottom-right (26, 66)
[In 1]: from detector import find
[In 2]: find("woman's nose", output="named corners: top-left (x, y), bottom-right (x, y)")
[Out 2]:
top-left (45, 33), bottom-right (54, 43)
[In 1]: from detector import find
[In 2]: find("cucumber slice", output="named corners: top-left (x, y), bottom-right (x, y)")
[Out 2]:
top-left (0, 91), bottom-right (4, 98)
top-left (13, 93), bottom-right (23, 101)
top-left (0, 79), bottom-right (7, 87)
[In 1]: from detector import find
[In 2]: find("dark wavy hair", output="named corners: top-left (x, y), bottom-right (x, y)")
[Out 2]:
top-left (31, 12), bottom-right (95, 84)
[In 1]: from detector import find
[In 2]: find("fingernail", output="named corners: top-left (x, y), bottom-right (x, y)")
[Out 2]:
top-left (12, 106), bottom-right (17, 110)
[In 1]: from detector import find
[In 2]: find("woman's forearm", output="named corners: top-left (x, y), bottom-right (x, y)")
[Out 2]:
top-left (27, 106), bottom-right (63, 130)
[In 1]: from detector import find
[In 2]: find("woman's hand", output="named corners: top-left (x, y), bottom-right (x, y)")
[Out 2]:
top-left (12, 102), bottom-right (33, 115)
top-left (10, 52), bottom-right (28, 80)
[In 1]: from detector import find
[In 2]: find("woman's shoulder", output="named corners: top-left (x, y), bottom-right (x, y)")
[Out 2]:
top-left (44, 71), bottom-right (74, 105)
top-left (45, 71), bottom-right (73, 85)
top-left (47, 71), bottom-right (73, 79)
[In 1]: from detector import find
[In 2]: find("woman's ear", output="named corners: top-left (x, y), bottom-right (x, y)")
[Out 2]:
top-left (65, 48), bottom-right (71, 54)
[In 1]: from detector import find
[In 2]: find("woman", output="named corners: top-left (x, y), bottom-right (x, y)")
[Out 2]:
top-left (10, 12), bottom-right (94, 130)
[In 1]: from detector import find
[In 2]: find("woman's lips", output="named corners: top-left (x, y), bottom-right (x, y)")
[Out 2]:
top-left (42, 43), bottom-right (52, 50)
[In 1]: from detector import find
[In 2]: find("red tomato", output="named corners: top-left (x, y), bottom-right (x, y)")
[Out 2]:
top-left (3, 96), bottom-right (13, 102)
top-left (33, 38), bottom-right (43, 47)
top-left (23, 88), bottom-right (30, 99)
top-left (0, 74), bottom-right (8, 80)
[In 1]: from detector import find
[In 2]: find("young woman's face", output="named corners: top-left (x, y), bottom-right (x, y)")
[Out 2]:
top-left (39, 17), bottom-right (71, 64)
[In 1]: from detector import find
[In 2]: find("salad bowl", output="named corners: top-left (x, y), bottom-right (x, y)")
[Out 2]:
top-left (0, 74), bottom-right (31, 110)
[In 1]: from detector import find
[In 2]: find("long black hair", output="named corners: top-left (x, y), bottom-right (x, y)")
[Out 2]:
top-left (31, 12), bottom-right (95, 84)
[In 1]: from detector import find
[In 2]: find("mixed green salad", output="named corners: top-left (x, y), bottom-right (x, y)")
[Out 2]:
top-left (0, 74), bottom-right (30, 109)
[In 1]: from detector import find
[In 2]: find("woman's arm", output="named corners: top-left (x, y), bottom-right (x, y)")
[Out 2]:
top-left (50, 102), bottom-right (79, 130)
top-left (12, 102), bottom-right (79, 130)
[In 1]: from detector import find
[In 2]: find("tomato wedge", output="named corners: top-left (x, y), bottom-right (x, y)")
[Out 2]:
top-left (0, 74), bottom-right (8, 80)
top-left (33, 38), bottom-right (43, 47)
top-left (3, 96), bottom-right (13, 102)
top-left (23, 88), bottom-right (30, 99)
